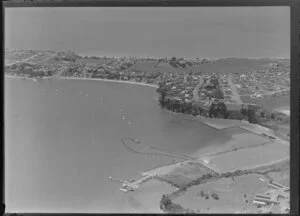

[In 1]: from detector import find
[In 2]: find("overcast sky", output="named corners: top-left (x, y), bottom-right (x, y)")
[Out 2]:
top-left (5, 7), bottom-right (290, 58)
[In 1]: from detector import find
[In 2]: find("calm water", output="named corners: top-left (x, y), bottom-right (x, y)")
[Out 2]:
top-left (5, 7), bottom-right (289, 58)
top-left (5, 78), bottom-right (233, 213)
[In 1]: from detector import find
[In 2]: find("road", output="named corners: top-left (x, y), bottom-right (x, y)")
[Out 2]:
top-left (192, 76), bottom-right (204, 102)
top-left (227, 75), bottom-right (242, 104)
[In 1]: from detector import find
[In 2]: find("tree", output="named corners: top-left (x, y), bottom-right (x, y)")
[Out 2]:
top-left (218, 102), bottom-right (227, 117)
top-left (247, 105), bottom-right (258, 123)
top-left (157, 84), bottom-right (167, 108)
top-left (240, 107), bottom-right (248, 116)
top-left (209, 103), bottom-right (215, 118)
top-left (210, 75), bottom-right (219, 87)
top-left (212, 87), bottom-right (224, 99)
top-left (271, 113), bottom-right (275, 119)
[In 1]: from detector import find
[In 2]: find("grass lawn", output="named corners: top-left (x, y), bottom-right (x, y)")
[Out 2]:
top-left (174, 173), bottom-right (268, 213)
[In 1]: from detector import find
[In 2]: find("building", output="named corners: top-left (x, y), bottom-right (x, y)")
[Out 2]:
top-left (253, 194), bottom-right (279, 205)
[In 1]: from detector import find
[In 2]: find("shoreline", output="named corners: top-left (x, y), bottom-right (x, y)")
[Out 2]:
top-left (57, 76), bottom-right (159, 88)
top-left (5, 75), bottom-right (158, 88)
top-left (5, 75), bottom-right (287, 143)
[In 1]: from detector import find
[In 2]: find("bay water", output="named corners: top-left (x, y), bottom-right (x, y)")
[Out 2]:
top-left (5, 78), bottom-right (233, 212)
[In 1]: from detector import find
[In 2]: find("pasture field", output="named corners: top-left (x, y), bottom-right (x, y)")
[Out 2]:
top-left (173, 173), bottom-right (267, 213)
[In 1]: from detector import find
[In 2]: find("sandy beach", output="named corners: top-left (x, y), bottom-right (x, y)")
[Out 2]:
top-left (57, 76), bottom-right (158, 88)
top-left (4, 75), bottom-right (158, 88)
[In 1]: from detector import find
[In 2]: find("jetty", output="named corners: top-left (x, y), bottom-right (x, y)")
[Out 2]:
top-left (109, 173), bottom-right (153, 193)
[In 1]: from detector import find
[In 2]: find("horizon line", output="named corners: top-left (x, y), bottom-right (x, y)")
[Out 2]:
top-left (5, 48), bottom-right (290, 60)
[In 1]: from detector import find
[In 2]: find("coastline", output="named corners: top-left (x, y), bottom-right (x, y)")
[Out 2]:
top-left (57, 76), bottom-right (159, 88)
top-left (5, 74), bottom-right (286, 143)
top-left (4, 75), bottom-right (158, 88)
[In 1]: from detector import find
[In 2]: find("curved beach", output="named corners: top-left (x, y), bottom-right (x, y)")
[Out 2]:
top-left (57, 76), bottom-right (159, 88)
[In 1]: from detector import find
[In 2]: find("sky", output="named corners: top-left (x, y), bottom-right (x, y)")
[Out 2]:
top-left (5, 7), bottom-right (290, 58)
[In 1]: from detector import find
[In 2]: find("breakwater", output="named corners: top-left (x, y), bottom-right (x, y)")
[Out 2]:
top-left (121, 137), bottom-right (193, 161)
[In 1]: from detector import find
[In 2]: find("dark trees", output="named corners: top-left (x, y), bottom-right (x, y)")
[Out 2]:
top-left (209, 101), bottom-right (227, 118)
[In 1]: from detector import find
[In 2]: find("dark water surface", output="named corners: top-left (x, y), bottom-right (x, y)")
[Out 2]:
top-left (5, 78), bottom-right (232, 213)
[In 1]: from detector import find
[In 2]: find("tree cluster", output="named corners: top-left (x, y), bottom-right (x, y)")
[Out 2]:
top-left (160, 194), bottom-right (196, 214)
top-left (5, 63), bottom-right (55, 78)
top-left (168, 57), bottom-right (193, 68)
top-left (208, 100), bottom-right (227, 118)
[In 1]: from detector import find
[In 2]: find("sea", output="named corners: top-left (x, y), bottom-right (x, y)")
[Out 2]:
top-left (5, 77), bottom-right (237, 213)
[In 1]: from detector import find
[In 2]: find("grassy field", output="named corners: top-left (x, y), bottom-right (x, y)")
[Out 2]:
top-left (146, 161), bottom-right (215, 188)
top-left (5, 50), bottom-right (38, 62)
top-left (159, 161), bottom-right (215, 187)
top-left (76, 57), bottom-right (113, 65)
top-left (187, 58), bottom-right (287, 74)
top-left (130, 60), bottom-right (159, 72)
top-left (253, 95), bottom-right (290, 111)
top-left (27, 52), bottom-right (55, 63)
top-left (173, 173), bottom-right (268, 213)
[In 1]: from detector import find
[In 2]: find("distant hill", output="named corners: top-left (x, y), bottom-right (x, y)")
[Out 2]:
top-left (187, 58), bottom-right (289, 74)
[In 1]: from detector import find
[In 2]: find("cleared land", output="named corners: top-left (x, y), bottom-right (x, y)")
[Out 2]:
top-left (253, 95), bottom-right (290, 111)
top-left (148, 161), bottom-right (215, 188)
top-left (76, 58), bottom-right (113, 65)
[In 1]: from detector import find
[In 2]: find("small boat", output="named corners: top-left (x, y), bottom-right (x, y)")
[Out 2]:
top-left (119, 188), bottom-right (128, 193)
